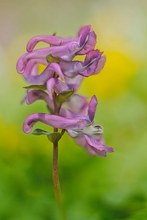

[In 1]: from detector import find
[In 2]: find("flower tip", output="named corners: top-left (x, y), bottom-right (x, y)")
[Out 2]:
top-left (23, 123), bottom-right (32, 134)
top-left (92, 95), bottom-right (98, 104)
top-left (16, 57), bottom-right (24, 74)
top-left (26, 37), bottom-right (35, 52)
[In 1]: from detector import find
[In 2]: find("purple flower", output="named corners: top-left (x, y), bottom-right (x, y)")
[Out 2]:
top-left (26, 25), bottom-right (96, 54)
top-left (21, 60), bottom-right (65, 85)
top-left (17, 49), bottom-right (105, 86)
top-left (60, 50), bottom-right (106, 78)
top-left (23, 95), bottom-right (113, 156)
top-left (24, 89), bottom-right (54, 111)
top-left (16, 25), bottom-right (96, 76)
top-left (46, 75), bottom-right (83, 100)
top-left (18, 25), bottom-right (113, 157)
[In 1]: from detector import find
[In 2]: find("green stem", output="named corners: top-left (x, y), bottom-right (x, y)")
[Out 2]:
top-left (52, 131), bottom-right (66, 220)
top-left (52, 91), bottom-right (66, 220)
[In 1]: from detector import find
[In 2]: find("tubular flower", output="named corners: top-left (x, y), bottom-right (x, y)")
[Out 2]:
top-left (16, 25), bottom-right (96, 75)
top-left (16, 25), bottom-right (104, 87)
top-left (23, 95), bottom-right (113, 156)
top-left (17, 25), bottom-right (113, 157)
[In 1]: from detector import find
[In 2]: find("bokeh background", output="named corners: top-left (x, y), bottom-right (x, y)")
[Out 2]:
top-left (0, 0), bottom-right (147, 219)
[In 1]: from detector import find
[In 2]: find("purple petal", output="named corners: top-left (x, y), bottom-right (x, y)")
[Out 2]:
top-left (47, 78), bottom-right (69, 100)
top-left (47, 63), bottom-right (65, 81)
top-left (19, 59), bottom-right (64, 85)
top-left (85, 135), bottom-right (113, 156)
top-left (73, 134), bottom-right (113, 156)
top-left (26, 35), bottom-right (75, 52)
top-left (17, 42), bottom-right (80, 74)
top-left (94, 56), bottom-right (106, 73)
top-left (25, 89), bottom-right (54, 111)
top-left (79, 50), bottom-right (104, 77)
top-left (67, 94), bottom-right (88, 115)
top-left (16, 48), bottom-right (51, 74)
top-left (78, 25), bottom-right (91, 47)
top-left (77, 25), bottom-right (96, 55)
top-left (23, 113), bottom-right (89, 134)
top-left (88, 95), bottom-right (98, 122)
top-left (60, 94), bottom-right (88, 118)
top-left (50, 42), bottom-right (79, 61)
top-left (74, 135), bottom-right (100, 155)
top-left (65, 75), bottom-right (83, 91)
top-left (60, 60), bottom-right (82, 78)
top-left (59, 108), bottom-right (74, 118)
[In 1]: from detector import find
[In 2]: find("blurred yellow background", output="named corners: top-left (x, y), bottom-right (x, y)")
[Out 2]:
top-left (0, 0), bottom-right (147, 219)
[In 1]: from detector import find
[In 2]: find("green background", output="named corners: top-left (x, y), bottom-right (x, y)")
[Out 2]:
top-left (0, 0), bottom-right (147, 219)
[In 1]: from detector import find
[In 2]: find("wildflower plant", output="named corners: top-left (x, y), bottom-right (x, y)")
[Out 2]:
top-left (16, 25), bottom-right (113, 219)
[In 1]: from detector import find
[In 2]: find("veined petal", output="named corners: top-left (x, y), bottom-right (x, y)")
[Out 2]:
top-left (25, 89), bottom-right (54, 111)
top-left (20, 60), bottom-right (64, 85)
top-left (16, 48), bottom-right (52, 74)
top-left (77, 25), bottom-right (96, 55)
top-left (95, 56), bottom-right (106, 73)
top-left (17, 42), bottom-right (80, 74)
top-left (23, 113), bottom-right (88, 134)
top-left (79, 50), bottom-right (103, 77)
top-left (65, 75), bottom-right (83, 91)
top-left (88, 95), bottom-right (98, 122)
top-left (47, 63), bottom-right (64, 81)
top-left (67, 94), bottom-right (88, 115)
top-left (47, 78), bottom-right (69, 100)
top-left (60, 60), bottom-right (82, 78)
top-left (26, 35), bottom-right (75, 52)
top-left (22, 58), bottom-right (47, 76)
top-left (74, 135), bottom-right (100, 155)
top-left (74, 134), bottom-right (113, 156)
top-left (85, 135), bottom-right (113, 156)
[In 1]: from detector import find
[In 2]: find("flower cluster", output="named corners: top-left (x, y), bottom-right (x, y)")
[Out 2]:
top-left (16, 25), bottom-right (113, 156)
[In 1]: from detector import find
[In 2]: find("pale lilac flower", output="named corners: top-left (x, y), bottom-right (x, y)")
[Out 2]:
top-left (22, 60), bottom-right (64, 85)
top-left (26, 25), bottom-right (96, 54)
top-left (23, 95), bottom-right (113, 156)
top-left (46, 75), bottom-right (83, 100)
top-left (16, 25), bottom-right (96, 76)
top-left (17, 49), bottom-right (105, 85)
top-left (60, 50), bottom-right (106, 78)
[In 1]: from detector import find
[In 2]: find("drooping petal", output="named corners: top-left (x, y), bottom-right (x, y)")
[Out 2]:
top-left (74, 135), bottom-right (100, 155)
top-left (73, 134), bottom-right (113, 156)
top-left (26, 35), bottom-right (75, 52)
top-left (25, 89), bottom-right (54, 111)
top-left (23, 113), bottom-right (89, 134)
top-left (85, 135), bottom-right (113, 156)
top-left (88, 95), bottom-right (98, 121)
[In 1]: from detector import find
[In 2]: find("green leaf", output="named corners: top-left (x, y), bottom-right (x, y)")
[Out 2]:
top-left (32, 129), bottom-right (51, 135)
top-left (32, 129), bottom-right (61, 143)
top-left (47, 133), bottom-right (61, 143)
top-left (46, 54), bottom-right (60, 64)
top-left (23, 85), bottom-right (46, 90)
top-left (55, 90), bottom-right (74, 106)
